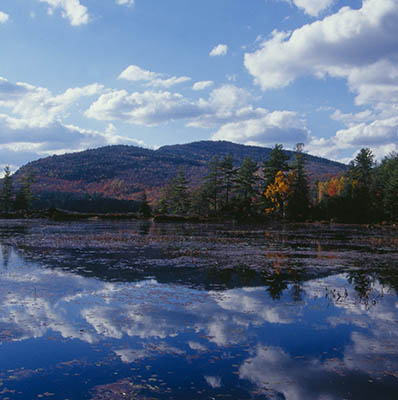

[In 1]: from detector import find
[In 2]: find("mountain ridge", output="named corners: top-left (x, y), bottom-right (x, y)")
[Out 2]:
top-left (15, 140), bottom-right (347, 202)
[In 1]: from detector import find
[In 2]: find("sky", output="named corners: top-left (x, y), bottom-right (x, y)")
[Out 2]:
top-left (0, 0), bottom-right (397, 172)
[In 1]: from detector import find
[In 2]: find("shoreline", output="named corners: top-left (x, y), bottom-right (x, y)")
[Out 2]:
top-left (0, 208), bottom-right (396, 228)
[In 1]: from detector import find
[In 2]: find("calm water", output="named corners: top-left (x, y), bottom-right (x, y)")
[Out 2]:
top-left (0, 220), bottom-right (397, 399)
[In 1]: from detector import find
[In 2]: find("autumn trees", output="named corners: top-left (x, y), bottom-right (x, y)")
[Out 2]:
top-left (155, 144), bottom-right (312, 221)
top-left (316, 149), bottom-right (398, 223)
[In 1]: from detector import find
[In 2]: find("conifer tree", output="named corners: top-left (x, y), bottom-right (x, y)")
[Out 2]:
top-left (158, 167), bottom-right (190, 215)
top-left (234, 157), bottom-right (258, 215)
top-left (14, 170), bottom-right (34, 211)
top-left (0, 166), bottom-right (13, 214)
top-left (219, 154), bottom-right (236, 211)
top-left (138, 192), bottom-right (152, 217)
top-left (263, 144), bottom-right (290, 187)
top-left (347, 148), bottom-right (375, 222)
top-left (203, 156), bottom-right (222, 213)
top-left (287, 143), bottom-right (310, 220)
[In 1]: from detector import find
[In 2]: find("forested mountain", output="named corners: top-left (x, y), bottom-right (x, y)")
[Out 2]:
top-left (14, 141), bottom-right (346, 204)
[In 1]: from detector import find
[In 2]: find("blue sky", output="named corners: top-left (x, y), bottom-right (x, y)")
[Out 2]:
top-left (0, 0), bottom-right (397, 171)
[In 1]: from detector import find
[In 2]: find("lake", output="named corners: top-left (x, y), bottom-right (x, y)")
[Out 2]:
top-left (0, 219), bottom-right (397, 399)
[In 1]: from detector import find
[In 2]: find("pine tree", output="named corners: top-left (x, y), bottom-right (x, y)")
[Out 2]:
top-left (157, 167), bottom-right (190, 215)
top-left (234, 157), bottom-right (258, 215)
top-left (347, 148), bottom-right (375, 222)
top-left (203, 156), bottom-right (222, 213)
top-left (263, 144), bottom-right (290, 187)
top-left (286, 143), bottom-right (310, 221)
top-left (138, 192), bottom-right (152, 217)
top-left (171, 166), bottom-right (190, 214)
top-left (219, 154), bottom-right (236, 211)
top-left (14, 170), bottom-right (34, 211)
top-left (0, 166), bottom-right (13, 214)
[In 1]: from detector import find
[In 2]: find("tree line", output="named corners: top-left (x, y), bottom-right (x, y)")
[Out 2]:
top-left (0, 166), bottom-right (34, 214)
top-left (153, 144), bottom-right (398, 223)
top-left (1, 145), bottom-right (396, 222)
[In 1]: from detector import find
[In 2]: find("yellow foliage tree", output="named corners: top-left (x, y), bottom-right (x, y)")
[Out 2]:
top-left (265, 170), bottom-right (295, 217)
top-left (317, 176), bottom-right (347, 202)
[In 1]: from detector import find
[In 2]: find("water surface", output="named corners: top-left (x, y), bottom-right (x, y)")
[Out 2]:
top-left (0, 220), bottom-right (397, 399)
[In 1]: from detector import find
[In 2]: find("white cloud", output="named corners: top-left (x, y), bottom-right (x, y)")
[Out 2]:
top-left (0, 77), bottom-right (103, 127)
top-left (330, 109), bottom-right (376, 126)
top-left (86, 83), bottom-right (309, 149)
top-left (244, 0), bottom-right (398, 160)
top-left (116, 0), bottom-right (135, 6)
top-left (212, 111), bottom-right (310, 147)
top-left (305, 116), bottom-right (398, 162)
top-left (0, 77), bottom-right (146, 157)
top-left (290, 0), bottom-right (335, 17)
top-left (245, 0), bottom-right (398, 106)
top-left (85, 89), bottom-right (201, 126)
top-left (335, 117), bottom-right (398, 147)
top-left (86, 84), bottom-right (253, 128)
top-left (210, 44), bottom-right (228, 57)
top-left (38, 0), bottom-right (89, 26)
top-left (119, 65), bottom-right (191, 88)
top-left (0, 11), bottom-right (9, 24)
top-left (192, 81), bottom-right (214, 91)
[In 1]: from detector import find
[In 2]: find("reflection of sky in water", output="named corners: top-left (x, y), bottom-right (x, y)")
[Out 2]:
top-left (1, 224), bottom-right (398, 399)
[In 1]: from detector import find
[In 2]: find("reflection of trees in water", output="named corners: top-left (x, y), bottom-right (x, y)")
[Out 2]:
top-left (2, 221), bottom-right (397, 305)
top-left (0, 243), bottom-right (11, 268)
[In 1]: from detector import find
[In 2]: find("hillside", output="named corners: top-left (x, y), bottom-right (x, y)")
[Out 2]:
top-left (15, 140), bottom-right (347, 204)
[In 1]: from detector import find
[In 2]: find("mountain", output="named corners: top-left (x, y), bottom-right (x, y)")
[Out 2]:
top-left (15, 141), bottom-right (347, 204)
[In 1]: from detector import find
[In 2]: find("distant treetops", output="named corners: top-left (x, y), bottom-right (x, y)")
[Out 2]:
top-left (154, 144), bottom-right (397, 223)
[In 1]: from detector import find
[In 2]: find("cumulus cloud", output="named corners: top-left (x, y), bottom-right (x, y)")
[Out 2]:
top-left (0, 77), bottom-right (103, 127)
top-left (244, 0), bottom-right (398, 160)
top-left (306, 115), bottom-right (398, 161)
top-left (212, 111), bottom-right (310, 147)
top-left (86, 84), bottom-right (250, 127)
top-left (38, 0), bottom-right (89, 26)
top-left (116, 0), bottom-right (135, 6)
top-left (210, 44), bottom-right (228, 57)
top-left (192, 81), bottom-right (214, 91)
top-left (188, 85), bottom-right (256, 128)
top-left (85, 83), bottom-right (309, 148)
top-left (119, 65), bottom-right (191, 88)
top-left (0, 11), bottom-right (9, 24)
top-left (85, 89), bottom-right (202, 126)
top-left (335, 117), bottom-right (398, 148)
top-left (0, 76), bottom-right (144, 158)
top-left (289, 0), bottom-right (335, 17)
top-left (330, 109), bottom-right (376, 126)
top-left (245, 0), bottom-right (398, 105)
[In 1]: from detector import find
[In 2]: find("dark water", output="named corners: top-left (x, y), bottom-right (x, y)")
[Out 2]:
top-left (0, 220), bottom-right (397, 399)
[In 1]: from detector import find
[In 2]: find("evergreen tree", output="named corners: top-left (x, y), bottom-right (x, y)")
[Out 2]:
top-left (0, 166), bottom-right (13, 214)
top-left (287, 143), bottom-right (310, 220)
top-left (234, 157), bottom-right (258, 215)
top-left (138, 192), bottom-right (152, 217)
top-left (189, 185), bottom-right (210, 216)
top-left (203, 156), bottom-right (222, 213)
top-left (172, 166), bottom-right (190, 214)
top-left (157, 167), bottom-right (190, 214)
top-left (14, 170), bottom-right (34, 211)
top-left (263, 144), bottom-right (290, 187)
top-left (373, 152), bottom-right (398, 221)
top-left (350, 147), bottom-right (375, 186)
top-left (347, 148), bottom-right (375, 222)
top-left (219, 154), bottom-right (236, 212)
